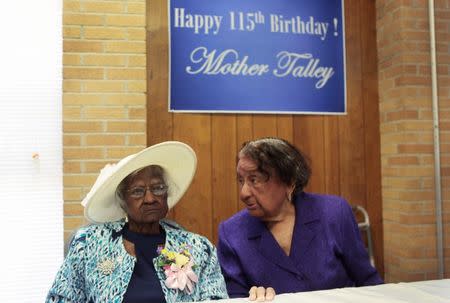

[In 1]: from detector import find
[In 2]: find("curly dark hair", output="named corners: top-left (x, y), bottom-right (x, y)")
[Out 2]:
top-left (238, 137), bottom-right (311, 196)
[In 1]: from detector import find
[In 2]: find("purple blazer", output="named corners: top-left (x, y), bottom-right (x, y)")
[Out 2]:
top-left (217, 192), bottom-right (383, 298)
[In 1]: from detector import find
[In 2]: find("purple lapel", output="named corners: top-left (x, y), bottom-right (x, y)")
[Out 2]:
top-left (245, 193), bottom-right (320, 276)
top-left (290, 193), bottom-right (321, 271)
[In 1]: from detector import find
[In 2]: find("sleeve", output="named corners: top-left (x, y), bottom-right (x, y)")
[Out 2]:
top-left (216, 222), bottom-right (250, 298)
top-left (338, 200), bottom-right (384, 286)
top-left (45, 228), bottom-right (88, 303)
top-left (197, 238), bottom-right (229, 301)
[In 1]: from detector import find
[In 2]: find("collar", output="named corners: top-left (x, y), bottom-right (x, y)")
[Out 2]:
top-left (107, 218), bottom-right (184, 241)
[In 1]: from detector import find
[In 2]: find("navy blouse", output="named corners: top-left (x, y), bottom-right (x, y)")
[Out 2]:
top-left (122, 225), bottom-right (167, 303)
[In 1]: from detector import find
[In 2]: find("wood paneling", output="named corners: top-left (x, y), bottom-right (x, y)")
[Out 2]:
top-left (211, 115), bottom-right (238, 244)
top-left (146, 0), bottom-right (383, 274)
top-left (294, 116), bottom-right (326, 193)
top-left (360, 0), bottom-right (383, 274)
top-left (324, 116), bottom-right (341, 195)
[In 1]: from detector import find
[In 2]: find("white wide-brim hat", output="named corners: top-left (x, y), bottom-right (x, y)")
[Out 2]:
top-left (81, 141), bottom-right (197, 223)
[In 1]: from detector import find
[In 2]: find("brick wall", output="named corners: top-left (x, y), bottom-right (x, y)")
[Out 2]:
top-left (63, 0), bottom-right (147, 243)
top-left (61, 0), bottom-right (450, 279)
top-left (377, 0), bottom-right (450, 281)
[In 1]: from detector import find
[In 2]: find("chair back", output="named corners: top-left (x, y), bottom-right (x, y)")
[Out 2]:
top-left (351, 204), bottom-right (375, 267)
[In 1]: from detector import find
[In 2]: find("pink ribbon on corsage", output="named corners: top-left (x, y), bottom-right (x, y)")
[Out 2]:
top-left (164, 260), bottom-right (198, 294)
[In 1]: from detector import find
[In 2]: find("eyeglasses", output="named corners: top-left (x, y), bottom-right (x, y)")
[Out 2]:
top-left (126, 184), bottom-right (168, 199)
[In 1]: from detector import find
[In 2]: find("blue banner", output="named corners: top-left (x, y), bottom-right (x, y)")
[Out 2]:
top-left (169, 0), bottom-right (346, 114)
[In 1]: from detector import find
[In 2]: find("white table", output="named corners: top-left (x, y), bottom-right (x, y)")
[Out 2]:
top-left (201, 279), bottom-right (450, 303)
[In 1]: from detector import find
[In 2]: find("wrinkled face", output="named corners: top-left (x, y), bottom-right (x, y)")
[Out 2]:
top-left (237, 155), bottom-right (292, 221)
top-left (123, 171), bottom-right (169, 225)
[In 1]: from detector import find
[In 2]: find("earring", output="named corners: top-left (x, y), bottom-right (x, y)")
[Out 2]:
top-left (287, 187), bottom-right (294, 202)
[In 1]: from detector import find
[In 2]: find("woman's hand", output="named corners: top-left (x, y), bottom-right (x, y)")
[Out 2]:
top-left (249, 286), bottom-right (276, 301)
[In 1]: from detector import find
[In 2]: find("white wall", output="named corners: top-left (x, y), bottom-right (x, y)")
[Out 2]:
top-left (0, 1), bottom-right (63, 301)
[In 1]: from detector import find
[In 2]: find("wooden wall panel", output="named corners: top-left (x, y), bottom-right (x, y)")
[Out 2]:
top-left (294, 116), bottom-right (326, 193)
top-left (324, 116), bottom-right (341, 195)
top-left (173, 114), bottom-right (213, 237)
top-left (253, 115), bottom-right (278, 138)
top-left (339, 0), bottom-right (367, 206)
top-left (236, 115), bottom-right (254, 213)
top-left (146, 0), bottom-right (383, 272)
top-left (211, 115), bottom-right (238, 244)
top-left (361, 0), bottom-right (383, 274)
top-left (236, 116), bottom-right (253, 148)
top-left (276, 116), bottom-right (294, 143)
top-left (146, 0), bottom-right (171, 146)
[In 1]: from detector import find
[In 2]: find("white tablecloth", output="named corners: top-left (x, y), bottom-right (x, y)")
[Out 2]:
top-left (200, 279), bottom-right (450, 303)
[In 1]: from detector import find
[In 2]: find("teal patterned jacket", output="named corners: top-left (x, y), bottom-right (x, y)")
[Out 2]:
top-left (46, 219), bottom-right (228, 303)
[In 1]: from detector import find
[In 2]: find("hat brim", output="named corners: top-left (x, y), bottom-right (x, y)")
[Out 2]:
top-left (82, 141), bottom-right (197, 223)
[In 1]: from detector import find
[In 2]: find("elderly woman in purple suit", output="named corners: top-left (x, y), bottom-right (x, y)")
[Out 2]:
top-left (217, 137), bottom-right (383, 301)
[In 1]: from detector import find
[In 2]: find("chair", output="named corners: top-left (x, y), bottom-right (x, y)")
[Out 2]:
top-left (351, 204), bottom-right (375, 267)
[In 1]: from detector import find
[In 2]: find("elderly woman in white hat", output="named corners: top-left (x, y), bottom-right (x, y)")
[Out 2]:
top-left (46, 141), bottom-right (228, 303)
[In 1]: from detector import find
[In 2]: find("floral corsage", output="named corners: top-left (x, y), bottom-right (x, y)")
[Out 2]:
top-left (157, 244), bottom-right (198, 294)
